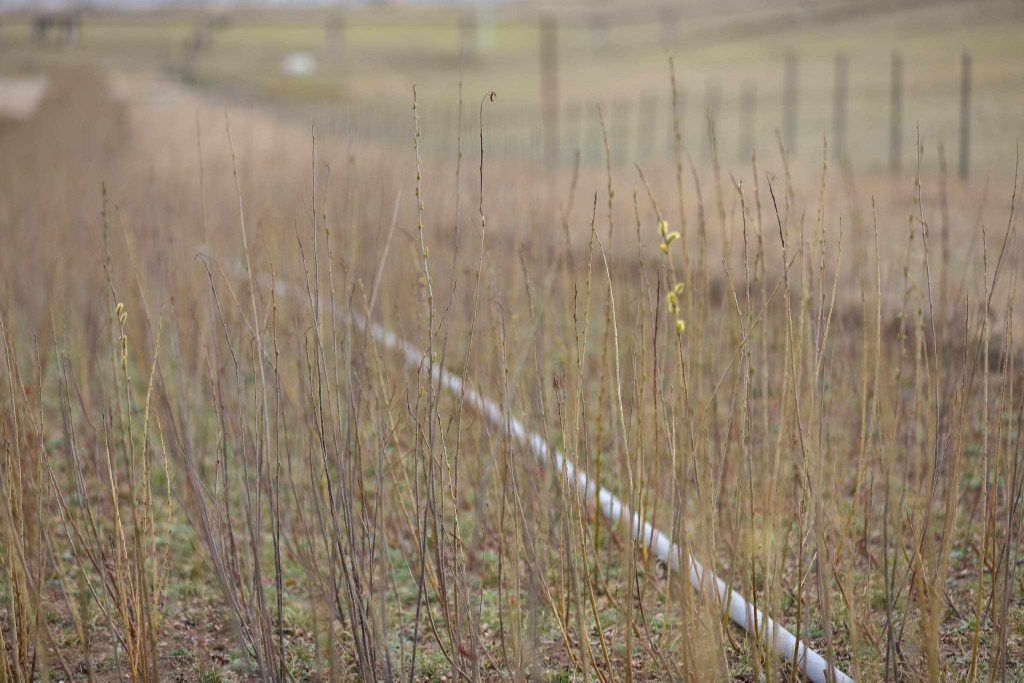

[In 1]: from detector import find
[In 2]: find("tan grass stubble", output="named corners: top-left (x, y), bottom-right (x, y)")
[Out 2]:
top-left (0, 68), bottom-right (171, 683)
top-left (1, 64), bottom-right (1022, 681)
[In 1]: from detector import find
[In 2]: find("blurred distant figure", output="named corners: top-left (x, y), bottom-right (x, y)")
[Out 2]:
top-left (186, 13), bottom-right (231, 55)
top-left (325, 14), bottom-right (346, 53)
top-left (186, 23), bottom-right (212, 53)
top-left (32, 11), bottom-right (81, 48)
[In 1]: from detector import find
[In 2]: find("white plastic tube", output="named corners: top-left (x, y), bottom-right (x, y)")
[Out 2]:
top-left (201, 250), bottom-right (852, 682)
top-left (351, 311), bottom-right (852, 683)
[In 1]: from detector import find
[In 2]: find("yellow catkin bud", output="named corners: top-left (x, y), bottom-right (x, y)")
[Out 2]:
top-left (666, 231), bottom-right (680, 243)
top-left (658, 220), bottom-right (669, 238)
top-left (674, 282), bottom-right (685, 296)
top-left (666, 292), bottom-right (679, 313)
top-left (675, 319), bottom-right (686, 333)
top-left (659, 243), bottom-right (669, 254)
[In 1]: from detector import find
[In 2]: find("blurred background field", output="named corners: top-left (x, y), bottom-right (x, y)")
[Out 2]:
top-left (1, 1), bottom-right (1024, 682)
top-left (2, 0), bottom-right (1023, 172)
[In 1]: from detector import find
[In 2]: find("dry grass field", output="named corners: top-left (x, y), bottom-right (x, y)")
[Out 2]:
top-left (1, 1), bottom-right (1023, 681)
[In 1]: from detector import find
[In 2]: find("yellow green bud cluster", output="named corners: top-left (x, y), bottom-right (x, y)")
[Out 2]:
top-left (657, 220), bottom-right (681, 255)
top-left (657, 221), bottom-right (687, 335)
top-left (115, 302), bottom-right (129, 359)
top-left (666, 283), bottom-right (686, 333)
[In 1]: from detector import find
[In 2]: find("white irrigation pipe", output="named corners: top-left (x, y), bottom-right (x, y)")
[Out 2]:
top-left (200, 248), bottom-right (852, 683)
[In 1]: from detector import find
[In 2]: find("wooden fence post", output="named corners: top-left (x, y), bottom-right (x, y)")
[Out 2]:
top-left (959, 50), bottom-right (971, 180)
top-left (783, 51), bottom-right (799, 154)
top-left (539, 15), bottom-right (560, 164)
top-left (704, 80), bottom-right (720, 160)
top-left (738, 81), bottom-right (757, 161)
top-left (832, 52), bottom-right (848, 161)
top-left (890, 51), bottom-right (903, 172)
top-left (612, 99), bottom-right (630, 166)
top-left (588, 101), bottom-right (602, 163)
top-left (668, 85), bottom-right (686, 161)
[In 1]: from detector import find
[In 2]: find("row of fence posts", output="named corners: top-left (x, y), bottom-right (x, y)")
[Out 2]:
top-left (12, 9), bottom-right (977, 174)
top-left (266, 11), bottom-right (975, 175)
top-left (178, 10), bottom-right (977, 176)
top-left (324, 64), bottom-right (975, 173)
top-left (534, 15), bottom-right (975, 177)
